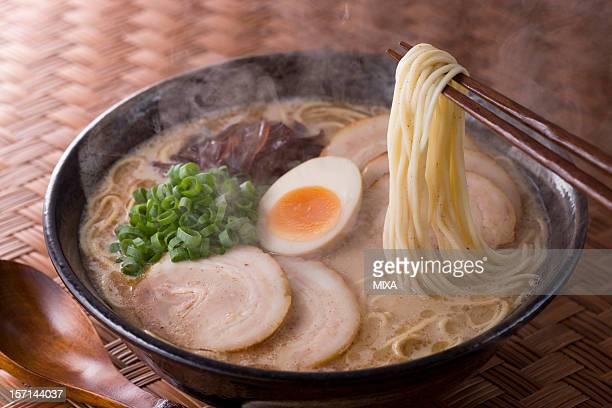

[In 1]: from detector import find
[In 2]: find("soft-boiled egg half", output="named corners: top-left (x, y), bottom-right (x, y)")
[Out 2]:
top-left (257, 156), bottom-right (362, 256)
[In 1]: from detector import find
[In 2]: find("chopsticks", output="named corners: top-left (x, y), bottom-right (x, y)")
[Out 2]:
top-left (387, 43), bottom-right (612, 212)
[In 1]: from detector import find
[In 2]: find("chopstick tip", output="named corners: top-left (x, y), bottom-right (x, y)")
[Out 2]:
top-left (386, 48), bottom-right (402, 61)
top-left (399, 41), bottom-right (412, 50)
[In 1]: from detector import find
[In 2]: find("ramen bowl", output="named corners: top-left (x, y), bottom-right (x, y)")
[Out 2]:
top-left (44, 51), bottom-right (587, 407)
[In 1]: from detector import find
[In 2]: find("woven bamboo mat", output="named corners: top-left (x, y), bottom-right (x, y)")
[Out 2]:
top-left (0, 0), bottom-right (610, 407)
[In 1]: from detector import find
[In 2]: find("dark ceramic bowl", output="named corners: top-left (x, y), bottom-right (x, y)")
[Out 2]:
top-left (44, 51), bottom-right (587, 407)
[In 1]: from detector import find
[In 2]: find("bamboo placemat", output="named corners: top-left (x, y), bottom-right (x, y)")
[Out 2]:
top-left (0, 1), bottom-right (610, 407)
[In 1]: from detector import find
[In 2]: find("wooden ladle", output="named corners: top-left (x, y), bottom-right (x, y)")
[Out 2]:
top-left (0, 260), bottom-right (185, 408)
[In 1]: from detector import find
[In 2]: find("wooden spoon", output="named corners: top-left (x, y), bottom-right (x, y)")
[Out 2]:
top-left (0, 260), bottom-right (185, 408)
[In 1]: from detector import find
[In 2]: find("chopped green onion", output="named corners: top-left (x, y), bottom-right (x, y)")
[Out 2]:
top-left (200, 238), bottom-right (210, 257)
top-left (109, 242), bottom-right (120, 253)
top-left (215, 196), bottom-right (227, 224)
top-left (149, 252), bottom-right (162, 263)
top-left (146, 200), bottom-right (159, 218)
top-left (157, 210), bottom-right (178, 225)
top-left (238, 223), bottom-right (257, 244)
top-left (161, 195), bottom-right (177, 210)
top-left (131, 204), bottom-right (147, 216)
top-left (141, 221), bottom-right (158, 235)
top-left (236, 198), bottom-right (252, 211)
top-left (179, 176), bottom-right (202, 197)
top-left (179, 212), bottom-right (199, 228)
top-left (218, 229), bottom-right (235, 247)
top-left (110, 162), bottom-right (263, 275)
top-left (178, 162), bottom-right (199, 179)
top-left (226, 216), bottom-right (247, 230)
top-left (129, 212), bottom-right (143, 227)
top-left (120, 257), bottom-right (143, 276)
top-left (132, 237), bottom-right (146, 248)
top-left (240, 180), bottom-right (257, 196)
top-left (198, 208), bottom-right (213, 223)
top-left (210, 244), bottom-right (226, 255)
top-left (164, 230), bottom-right (177, 246)
top-left (200, 223), bottom-right (219, 237)
top-left (178, 196), bottom-right (192, 212)
top-left (126, 245), bottom-right (145, 262)
top-left (116, 225), bottom-right (143, 240)
top-left (187, 247), bottom-right (201, 260)
top-left (133, 188), bottom-right (147, 203)
top-left (177, 227), bottom-right (202, 248)
top-left (168, 166), bottom-right (181, 186)
top-left (151, 232), bottom-right (164, 251)
top-left (169, 247), bottom-right (189, 262)
top-left (168, 236), bottom-right (182, 251)
top-left (120, 239), bottom-right (132, 253)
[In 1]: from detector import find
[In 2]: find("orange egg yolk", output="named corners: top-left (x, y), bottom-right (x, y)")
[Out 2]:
top-left (268, 186), bottom-right (341, 241)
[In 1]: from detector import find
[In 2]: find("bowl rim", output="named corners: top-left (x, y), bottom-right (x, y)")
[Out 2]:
top-left (43, 50), bottom-right (588, 383)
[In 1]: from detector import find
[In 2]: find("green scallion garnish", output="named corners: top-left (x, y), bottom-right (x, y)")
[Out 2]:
top-left (110, 163), bottom-right (263, 276)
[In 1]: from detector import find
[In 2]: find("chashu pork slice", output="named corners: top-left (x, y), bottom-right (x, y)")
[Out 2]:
top-left (362, 154), bottom-right (389, 189)
top-left (359, 153), bottom-right (518, 248)
top-left (235, 257), bottom-right (361, 370)
top-left (271, 257), bottom-right (361, 369)
top-left (465, 149), bottom-right (521, 219)
top-left (466, 172), bottom-right (517, 248)
top-left (361, 149), bottom-right (521, 223)
top-left (132, 246), bottom-right (291, 352)
top-left (322, 112), bottom-right (479, 170)
top-left (322, 114), bottom-right (389, 169)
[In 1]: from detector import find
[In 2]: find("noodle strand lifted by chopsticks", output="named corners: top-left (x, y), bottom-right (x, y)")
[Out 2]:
top-left (383, 44), bottom-right (545, 295)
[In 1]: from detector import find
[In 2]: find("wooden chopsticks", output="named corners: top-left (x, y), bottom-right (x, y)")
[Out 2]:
top-left (387, 43), bottom-right (612, 212)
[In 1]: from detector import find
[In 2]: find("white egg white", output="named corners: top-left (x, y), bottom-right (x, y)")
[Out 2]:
top-left (257, 156), bottom-right (362, 256)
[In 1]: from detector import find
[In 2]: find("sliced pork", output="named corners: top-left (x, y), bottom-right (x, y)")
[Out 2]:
top-left (233, 257), bottom-right (361, 370)
top-left (464, 149), bottom-right (522, 219)
top-left (362, 154), bottom-right (389, 189)
top-left (322, 113), bottom-right (479, 171)
top-left (131, 246), bottom-right (291, 352)
top-left (360, 154), bottom-right (518, 248)
top-left (322, 114), bottom-right (389, 169)
top-left (466, 172), bottom-right (516, 248)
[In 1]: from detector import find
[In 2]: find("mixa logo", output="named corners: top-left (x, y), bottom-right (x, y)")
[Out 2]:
top-left (372, 280), bottom-right (398, 290)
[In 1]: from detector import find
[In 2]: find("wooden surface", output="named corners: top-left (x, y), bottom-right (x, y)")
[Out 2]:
top-left (0, 0), bottom-right (610, 407)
